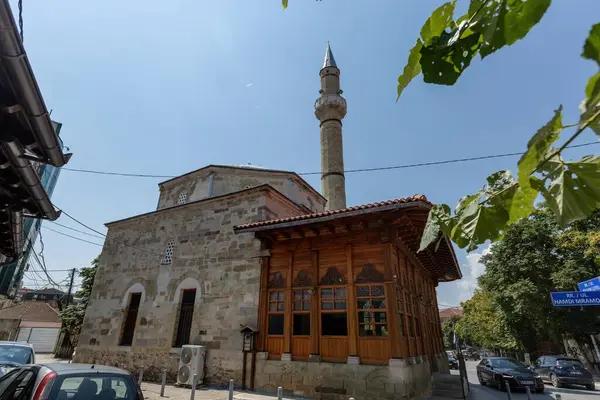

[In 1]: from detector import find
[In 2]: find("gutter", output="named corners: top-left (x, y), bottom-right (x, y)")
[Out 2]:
top-left (1, 140), bottom-right (60, 220)
top-left (0, 0), bottom-right (72, 167)
top-left (0, 210), bottom-right (23, 265)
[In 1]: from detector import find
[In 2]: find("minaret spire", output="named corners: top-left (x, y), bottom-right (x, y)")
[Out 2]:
top-left (315, 43), bottom-right (347, 210)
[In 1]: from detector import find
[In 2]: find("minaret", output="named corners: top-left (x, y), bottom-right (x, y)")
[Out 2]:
top-left (314, 43), bottom-right (347, 210)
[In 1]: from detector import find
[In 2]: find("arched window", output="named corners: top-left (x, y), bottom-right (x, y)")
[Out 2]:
top-left (162, 240), bottom-right (175, 264)
top-left (177, 191), bottom-right (187, 205)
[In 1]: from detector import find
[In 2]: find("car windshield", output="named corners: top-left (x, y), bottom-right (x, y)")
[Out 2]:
top-left (0, 345), bottom-right (32, 365)
top-left (557, 359), bottom-right (583, 368)
top-left (491, 358), bottom-right (525, 369)
top-left (50, 373), bottom-right (138, 400)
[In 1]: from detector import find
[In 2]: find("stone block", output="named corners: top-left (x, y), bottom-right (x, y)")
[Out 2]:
top-left (281, 353), bottom-right (292, 361)
top-left (347, 355), bottom-right (360, 365)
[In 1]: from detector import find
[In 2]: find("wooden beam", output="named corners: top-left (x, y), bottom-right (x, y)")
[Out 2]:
top-left (310, 250), bottom-right (319, 356)
top-left (283, 251), bottom-right (293, 354)
top-left (257, 256), bottom-right (270, 351)
top-left (345, 244), bottom-right (358, 357)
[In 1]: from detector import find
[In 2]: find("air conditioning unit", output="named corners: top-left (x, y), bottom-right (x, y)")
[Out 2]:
top-left (177, 345), bottom-right (206, 387)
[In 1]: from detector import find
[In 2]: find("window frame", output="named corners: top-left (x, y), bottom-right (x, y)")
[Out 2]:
top-left (319, 285), bottom-right (348, 337)
top-left (355, 284), bottom-right (388, 338)
top-left (267, 290), bottom-right (285, 336)
top-left (292, 289), bottom-right (311, 337)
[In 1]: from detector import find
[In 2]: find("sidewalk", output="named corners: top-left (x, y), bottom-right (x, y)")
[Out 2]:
top-left (141, 382), bottom-right (296, 400)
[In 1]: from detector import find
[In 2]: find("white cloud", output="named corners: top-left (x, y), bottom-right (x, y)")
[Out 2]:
top-left (456, 246), bottom-right (490, 302)
top-left (245, 82), bottom-right (253, 88)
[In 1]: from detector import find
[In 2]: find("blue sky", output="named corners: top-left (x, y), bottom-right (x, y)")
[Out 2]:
top-left (16, 0), bottom-right (600, 306)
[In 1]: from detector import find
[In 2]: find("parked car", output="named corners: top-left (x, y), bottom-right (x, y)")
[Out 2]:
top-left (448, 353), bottom-right (459, 370)
top-left (0, 342), bottom-right (35, 377)
top-left (0, 363), bottom-right (144, 399)
top-left (476, 357), bottom-right (545, 393)
top-left (533, 355), bottom-right (595, 391)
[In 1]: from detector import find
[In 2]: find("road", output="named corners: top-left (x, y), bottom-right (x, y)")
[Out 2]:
top-left (452, 361), bottom-right (598, 400)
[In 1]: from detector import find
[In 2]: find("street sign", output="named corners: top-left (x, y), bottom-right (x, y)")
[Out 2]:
top-left (577, 276), bottom-right (600, 292)
top-left (550, 291), bottom-right (600, 307)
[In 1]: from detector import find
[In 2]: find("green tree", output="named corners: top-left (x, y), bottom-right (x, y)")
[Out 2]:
top-left (59, 256), bottom-right (98, 347)
top-left (283, 0), bottom-right (600, 253)
top-left (442, 314), bottom-right (462, 349)
top-left (477, 208), bottom-right (600, 351)
top-left (460, 290), bottom-right (518, 351)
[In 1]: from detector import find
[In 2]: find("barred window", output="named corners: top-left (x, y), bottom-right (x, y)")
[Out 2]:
top-left (162, 240), bottom-right (175, 264)
top-left (177, 192), bottom-right (187, 205)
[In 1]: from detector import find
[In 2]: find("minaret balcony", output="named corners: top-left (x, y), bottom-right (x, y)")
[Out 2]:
top-left (314, 94), bottom-right (347, 119)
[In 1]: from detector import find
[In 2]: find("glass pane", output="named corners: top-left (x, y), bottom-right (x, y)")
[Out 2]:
top-left (294, 291), bottom-right (303, 300)
top-left (374, 312), bottom-right (387, 323)
top-left (357, 300), bottom-right (370, 309)
top-left (303, 301), bottom-right (311, 311)
top-left (334, 300), bottom-right (346, 310)
top-left (277, 302), bottom-right (284, 312)
top-left (399, 314), bottom-right (406, 336)
top-left (293, 314), bottom-right (310, 336)
top-left (321, 313), bottom-right (348, 336)
top-left (269, 303), bottom-right (278, 312)
top-left (321, 301), bottom-right (333, 310)
top-left (359, 324), bottom-right (375, 337)
top-left (358, 311), bottom-right (371, 323)
top-left (303, 291), bottom-right (311, 300)
top-left (371, 286), bottom-right (385, 297)
top-left (268, 315), bottom-right (284, 335)
top-left (407, 317), bottom-right (414, 336)
top-left (376, 325), bottom-right (389, 337)
top-left (278, 292), bottom-right (285, 301)
top-left (372, 299), bottom-right (386, 309)
top-left (356, 286), bottom-right (369, 298)
top-left (321, 288), bottom-right (333, 299)
top-left (270, 292), bottom-right (277, 301)
top-left (294, 301), bottom-right (302, 311)
top-left (334, 287), bottom-right (346, 298)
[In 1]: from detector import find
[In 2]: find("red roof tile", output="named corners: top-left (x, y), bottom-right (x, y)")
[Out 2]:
top-left (235, 194), bottom-right (431, 230)
top-left (0, 301), bottom-right (61, 323)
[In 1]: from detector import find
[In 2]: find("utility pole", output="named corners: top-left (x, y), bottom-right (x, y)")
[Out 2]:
top-left (65, 268), bottom-right (75, 307)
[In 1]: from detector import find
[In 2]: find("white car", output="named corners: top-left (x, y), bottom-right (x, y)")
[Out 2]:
top-left (0, 341), bottom-right (35, 377)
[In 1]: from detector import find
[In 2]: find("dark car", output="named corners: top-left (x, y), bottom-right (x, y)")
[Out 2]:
top-left (0, 363), bottom-right (144, 399)
top-left (476, 357), bottom-right (544, 393)
top-left (534, 355), bottom-right (595, 391)
top-left (448, 353), bottom-right (459, 370)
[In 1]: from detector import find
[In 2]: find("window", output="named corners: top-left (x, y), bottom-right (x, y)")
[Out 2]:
top-left (415, 317), bottom-right (421, 337)
top-left (320, 287), bottom-right (347, 336)
top-left (396, 286), bottom-right (406, 336)
top-left (356, 285), bottom-right (388, 337)
top-left (2, 369), bottom-right (35, 400)
top-left (174, 289), bottom-right (196, 347)
top-left (405, 291), bottom-right (414, 337)
top-left (120, 293), bottom-right (141, 346)
top-left (55, 375), bottom-right (137, 400)
top-left (293, 289), bottom-right (311, 336)
top-left (177, 191), bottom-right (187, 205)
top-left (268, 291), bottom-right (285, 335)
top-left (162, 240), bottom-right (175, 265)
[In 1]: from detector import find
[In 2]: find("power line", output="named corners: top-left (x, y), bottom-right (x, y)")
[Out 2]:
top-left (48, 221), bottom-right (106, 240)
top-left (59, 141), bottom-right (600, 179)
top-left (42, 226), bottom-right (104, 247)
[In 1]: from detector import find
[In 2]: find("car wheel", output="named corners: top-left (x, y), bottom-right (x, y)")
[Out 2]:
top-left (550, 374), bottom-right (563, 388)
top-left (477, 373), bottom-right (486, 386)
top-left (586, 384), bottom-right (595, 391)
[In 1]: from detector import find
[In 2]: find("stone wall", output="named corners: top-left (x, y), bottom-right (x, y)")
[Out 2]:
top-left (74, 187), bottom-right (305, 385)
top-left (0, 319), bottom-right (19, 340)
top-left (251, 353), bottom-right (449, 400)
top-left (157, 166), bottom-right (326, 213)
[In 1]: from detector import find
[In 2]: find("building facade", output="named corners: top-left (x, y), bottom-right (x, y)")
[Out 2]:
top-left (0, 121), bottom-right (65, 298)
top-left (75, 45), bottom-right (462, 400)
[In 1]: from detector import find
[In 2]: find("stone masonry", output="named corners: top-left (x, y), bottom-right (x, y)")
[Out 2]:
top-left (74, 167), bottom-right (324, 386)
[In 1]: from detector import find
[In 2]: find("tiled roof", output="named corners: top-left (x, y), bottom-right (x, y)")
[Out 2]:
top-left (235, 194), bottom-right (431, 230)
top-left (439, 307), bottom-right (463, 318)
top-left (0, 301), bottom-right (61, 323)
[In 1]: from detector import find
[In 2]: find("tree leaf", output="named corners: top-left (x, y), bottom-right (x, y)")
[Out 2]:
top-left (535, 155), bottom-right (600, 226)
top-left (420, 27), bottom-right (482, 85)
top-left (398, 1), bottom-right (457, 98)
top-left (582, 23), bottom-right (600, 64)
top-left (282, 0), bottom-right (288, 9)
top-left (397, 40), bottom-right (424, 100)
top-left (419, 203), bottom-right (455, 252)
top-left (420, 1), bottom-right (457, 46)
top-left (508, 106), bottom-right (563, 223)
top-left (468, 0), bottom-right (552, 59)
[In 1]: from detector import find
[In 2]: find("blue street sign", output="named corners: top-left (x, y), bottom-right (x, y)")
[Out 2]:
top-left (577, 276), bottom-right (600, 292)
top-left (550, 291), bottom-right (600, 307)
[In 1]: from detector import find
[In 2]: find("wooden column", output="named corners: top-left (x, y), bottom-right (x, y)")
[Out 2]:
top-left (310, 250), bottom-right (320, 356)
top-left (345, 244), bottom-right (358, 357)
top-left (283, 251), bottom-right (293, 354)
top-left (257, 256), bottom-right (270, 351)
top-left (384, 243), bottom-right (401, 358)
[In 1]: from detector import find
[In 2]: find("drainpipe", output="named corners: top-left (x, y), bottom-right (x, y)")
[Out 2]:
top-left (207, 172), bottom-right (214, 197)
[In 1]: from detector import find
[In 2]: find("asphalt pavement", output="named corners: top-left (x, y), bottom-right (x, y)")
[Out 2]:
top-left (453, 361), bottom-right (599, 400)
